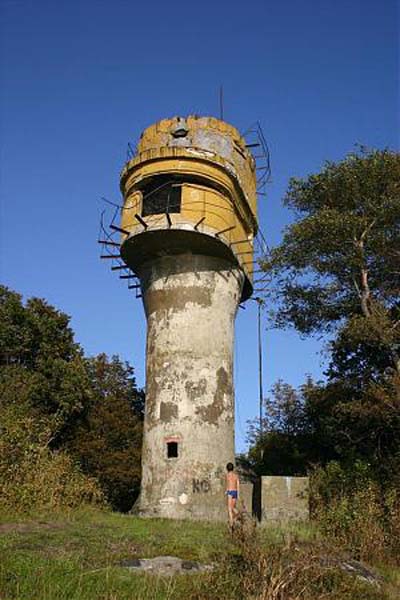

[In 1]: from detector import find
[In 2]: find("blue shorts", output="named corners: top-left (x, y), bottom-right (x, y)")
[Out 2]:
top-left (227, 490), bottom-right (238, 499)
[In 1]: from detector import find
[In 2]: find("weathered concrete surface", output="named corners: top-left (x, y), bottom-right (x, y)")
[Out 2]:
top-left (121, 556), bottom-right (213, 576)
top-left (260, 476), bottom-right (309, 522)
top-left (136, 253), bottom-right (244, 520)
top-left (239, 482), bottom-right (253, 516)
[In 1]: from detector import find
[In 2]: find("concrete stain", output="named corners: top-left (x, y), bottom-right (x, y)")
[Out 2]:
top-left (185, 378), bottom-right (208, 401)
top-left (160, 401), bottom-right (178, 422)
top-left (145, 286), bottom-right (212, 315)
top-left (195, 367), bottom-right (231, 425)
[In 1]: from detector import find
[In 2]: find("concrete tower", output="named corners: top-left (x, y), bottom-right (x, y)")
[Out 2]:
top-left (118, 116), bottom-right (257, 520)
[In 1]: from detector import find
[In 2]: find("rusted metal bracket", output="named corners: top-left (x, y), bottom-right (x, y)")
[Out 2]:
top-left (230, 238), bottom-right (251, 246)
top-left (194, 216), bottom-right (206, 230)
top-left (135, 214), bottom-right (148, 229)
top-left (110, 224), bottom-right (130, 235)
top-left (98, 240), bottom-right (120, 247)
top-left (215, 225), bottom-right (235, 237)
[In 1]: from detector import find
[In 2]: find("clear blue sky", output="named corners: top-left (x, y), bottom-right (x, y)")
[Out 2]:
top-left (1, 0), bottom-right (398, 452)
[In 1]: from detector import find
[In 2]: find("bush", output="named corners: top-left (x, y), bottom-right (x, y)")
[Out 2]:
top-left (0, 397), bottom-right (104, 514)
top-left (310, 461), bottom-right (400, 564)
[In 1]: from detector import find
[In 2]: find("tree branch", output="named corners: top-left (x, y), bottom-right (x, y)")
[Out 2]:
top-left (359, 218), bottom-right (377, 242)
top-left (353, 237), bottom-right (372, 317)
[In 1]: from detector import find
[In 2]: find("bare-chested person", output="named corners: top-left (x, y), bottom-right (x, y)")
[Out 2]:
top-left (225, 462), bottom-right (240, 528)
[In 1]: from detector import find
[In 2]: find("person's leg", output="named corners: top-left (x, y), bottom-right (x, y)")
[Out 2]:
top-left (231, 497), bottom-right (238, 523)
top-left (228, 495), bottom-right (234, 528)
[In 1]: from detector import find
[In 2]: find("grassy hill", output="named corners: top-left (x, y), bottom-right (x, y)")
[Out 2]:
top-left (1, 508), bottom-right (399, 600)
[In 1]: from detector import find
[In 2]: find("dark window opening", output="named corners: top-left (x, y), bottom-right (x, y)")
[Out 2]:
top-left (167, 441), bottom-right (178, 458)
top-left (141, 176), bottom-right (182, 216)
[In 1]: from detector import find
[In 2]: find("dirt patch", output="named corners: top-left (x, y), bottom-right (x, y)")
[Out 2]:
top-left (0, 521), bottom-right (66, 535)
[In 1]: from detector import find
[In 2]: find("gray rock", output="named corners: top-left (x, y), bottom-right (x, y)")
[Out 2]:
top-left (320, 555), bottom-right (383, 588)
top-left (120, 555), bottom-right (213, 576)
top-left (120, 559), bottom-right (142, 568)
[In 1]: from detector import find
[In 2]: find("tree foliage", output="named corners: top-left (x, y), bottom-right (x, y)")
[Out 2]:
top-left (248, 374), bottom-right (400, 480)
top-left (65, 355), bottom-right (143, 512)
top-left (262, 147), bottom-right (400, 374)
top-left (0, 287), bottom-right (79, 367)
top-left (0, 285), bottom-right (144, 512)
top-left (247, 380), bottom-right (321, 476)
top-left (249, 148), bottom-right (400, 482)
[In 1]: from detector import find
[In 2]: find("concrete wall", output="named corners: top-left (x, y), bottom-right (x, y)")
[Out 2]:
top-left (260, 476), bottom-right (309, 523)
top-left (239, 482), bottom-right (253, 516)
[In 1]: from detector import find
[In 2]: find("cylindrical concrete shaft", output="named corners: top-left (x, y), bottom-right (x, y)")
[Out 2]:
top-left (137, 254), bottom-right (244, 520)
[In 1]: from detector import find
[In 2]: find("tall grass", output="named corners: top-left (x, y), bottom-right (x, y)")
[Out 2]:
top-left (190, 515), bottom-right (387, 600)
top-left (310, 461), bottom-right (400, 565)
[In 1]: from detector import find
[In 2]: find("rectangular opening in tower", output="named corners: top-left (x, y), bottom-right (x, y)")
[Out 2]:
top-left (142, 178), bottom-right (181, 216)
top-left (167, 441), bottom-right (178, 458)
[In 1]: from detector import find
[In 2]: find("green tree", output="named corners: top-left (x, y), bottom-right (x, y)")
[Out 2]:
top-left (262, 148), bottom-right (400, 376)
top-left (0, 286), bottom-right (91, 443)
top-left (65, 354), bottom-right (143, 512)
top-left (0, 286), bottom-right (79, 368)
top-left (247, 380), bottom-right (319, 476)
top-left (248, 375), bottom-right (400, 478)
top-left (250, 150), bottom-right (400, 474)
top-left (304, 375), bottom-right (400, 474)
top-left (0, 286), bottom-right (144, 512)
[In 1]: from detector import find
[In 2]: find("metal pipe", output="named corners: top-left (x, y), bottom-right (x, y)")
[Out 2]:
top-left (257, 299), bottom-right (263, 435)
top-left (249, 297), bottom-right (264, 436)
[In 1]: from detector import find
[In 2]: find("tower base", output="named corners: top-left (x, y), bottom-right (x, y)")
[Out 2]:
top-left (136, 253), bottom-right (244, 520)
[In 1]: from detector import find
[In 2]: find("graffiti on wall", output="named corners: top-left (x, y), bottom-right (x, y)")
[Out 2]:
top-left (192, 478), bottom-right (210, 493)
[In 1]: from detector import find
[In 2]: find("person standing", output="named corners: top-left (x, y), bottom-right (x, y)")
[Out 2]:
top-left (225, 462), bottom-right (239, 528)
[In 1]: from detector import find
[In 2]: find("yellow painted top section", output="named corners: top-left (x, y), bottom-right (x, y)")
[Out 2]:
top-left (119, 116), bottom-right (258, 285)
